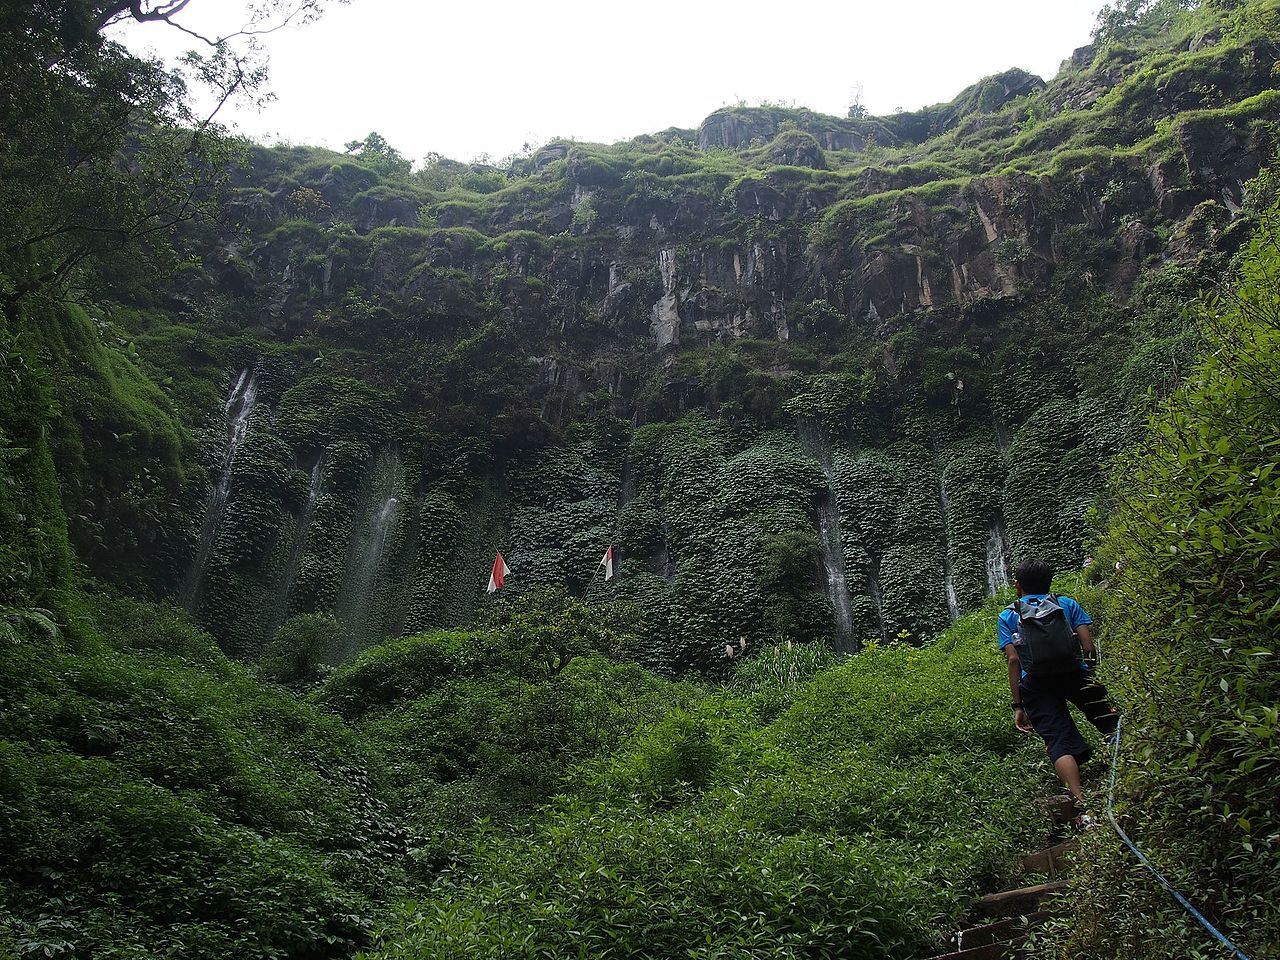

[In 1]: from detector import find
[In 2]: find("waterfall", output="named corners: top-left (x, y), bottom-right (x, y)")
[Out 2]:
top-left (618, 454), bottom-right (637, 508)
top-left (944, 565), bottom-right (961, 621)
top-left (926, 432), bottom-right (960, 622)
top-left (986, 520), bottom-right (1012, 596)
top-left (798, 421), bottom-right (856, 653)
top-left (180, 368), bottom-right (258, 611)
top-left (337, 494), bottom-right (401, 657)
top-left (936, 473), bottom-right (961, 621)
top-left (267, 457), bottom-right (325, 636)
top-left (993, 414), bottom-right (1012, 456)
top-left (334, 448), bottom-right (405, 657)
top-left (655, 519), bottom-right (676, 584)
top-left (816, 489), bottom-right (857, 651)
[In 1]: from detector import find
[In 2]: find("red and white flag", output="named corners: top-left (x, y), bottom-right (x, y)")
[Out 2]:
top-left (599, 545), bottom-right (614, 581)
top-left (487, 551), bottom-right (511, 593)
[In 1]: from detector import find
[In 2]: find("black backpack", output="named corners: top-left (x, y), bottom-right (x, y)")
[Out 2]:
top-left (1009, 595), bottom-right (1081, 676)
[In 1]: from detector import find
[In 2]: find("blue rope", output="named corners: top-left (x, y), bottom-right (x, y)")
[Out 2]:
top-left (1107, 714), bottom-right (1251, 960)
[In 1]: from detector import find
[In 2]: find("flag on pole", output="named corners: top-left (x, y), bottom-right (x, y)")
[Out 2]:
top-left (487, 551), bottom-right (511, 593)
top-left (599, 545), bottom-right (614, 581)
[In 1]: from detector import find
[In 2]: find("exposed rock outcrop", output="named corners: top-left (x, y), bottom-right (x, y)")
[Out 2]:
top-left (697, 107), bottom-right (898, 152)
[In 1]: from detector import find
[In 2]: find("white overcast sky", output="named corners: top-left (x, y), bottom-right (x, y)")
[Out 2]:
top-left (117, 0), bottom-right (1105, 163)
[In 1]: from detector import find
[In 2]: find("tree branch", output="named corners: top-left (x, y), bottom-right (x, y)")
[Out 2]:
top-left (99, 0), bottom-right (317, 50)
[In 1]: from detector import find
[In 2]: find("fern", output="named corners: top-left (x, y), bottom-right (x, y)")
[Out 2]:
top-left (0, 605), bottom-right (59, 643)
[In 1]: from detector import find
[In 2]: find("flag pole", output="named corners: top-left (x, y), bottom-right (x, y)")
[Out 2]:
top-left (583, 545), bottom-right (615, 600)
top-left (581, 562), bottom-right (600, 600)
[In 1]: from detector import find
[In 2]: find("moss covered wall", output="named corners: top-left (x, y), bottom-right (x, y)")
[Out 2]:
top-left (53, 1), bottom-right (1277, 672)
top-left (170, 349), bottom-right (1120, 673)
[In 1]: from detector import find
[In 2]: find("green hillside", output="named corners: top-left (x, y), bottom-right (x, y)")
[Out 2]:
top-left (1, 0), bottom-right (1277, 957)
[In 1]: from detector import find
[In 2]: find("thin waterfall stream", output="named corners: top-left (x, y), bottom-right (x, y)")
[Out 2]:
top-left (618, 453), bottom-right (637, 508)
top-left (180, 368), bottom-right (258, 611)
top-left (798, 421), bottom-right (856, 652)
top-left (936, 473), bottom-right (961, 621)
top-left (986, 519), bottom-right (1012, 596)
top-left (866, 562), bottom-right (888, 645)
top-left (268, 457), bottom-right (325, 636)
top-left (927, 433), bottom-right (961, 622)
top-left (335, 448), bottom-right (404, 658)
top-left (337, 494), bottom-right (401, 657)
top-left (656, 519), bottom-right (676, 584)
top-left (993, 413), bottom-right (1013, 456)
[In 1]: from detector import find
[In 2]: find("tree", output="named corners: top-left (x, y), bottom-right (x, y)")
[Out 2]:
top-left (258, 613), bottom-right (342, 685)
top-left (344, 131), bottom-right (412, 177)
top-left (56, 1), bottom-right (337, 48)
top-left (1091, 0), bottom-right (1194, 45)
top-left (847, 82), bottom-right (868, 120)
top-left (0, 1), bottom-right (342, 311)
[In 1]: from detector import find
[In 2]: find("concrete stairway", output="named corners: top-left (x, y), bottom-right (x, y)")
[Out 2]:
top-left (923, 797), bottom-right (1081, 959)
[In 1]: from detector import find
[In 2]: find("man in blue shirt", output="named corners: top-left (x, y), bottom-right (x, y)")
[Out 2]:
top-left (999, 558), bottom-right (1119, 808)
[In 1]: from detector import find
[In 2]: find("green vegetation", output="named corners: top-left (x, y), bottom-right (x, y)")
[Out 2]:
top-left (0, 585), bottom-right (1049, 960)
top-left (0, 589), bottom-right (412, 960)
top-left (360, 602), bottom-right (1049, 960)
top-left (2, 0), bottom-right (1279, 958)
top-left (1038, 196), bottom-right (1280, 960)
top-left (318, 591), bottom-right (702, 859)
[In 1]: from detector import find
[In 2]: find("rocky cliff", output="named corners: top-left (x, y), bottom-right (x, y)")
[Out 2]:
top-left (99, 4), bottom-right (1279, 672)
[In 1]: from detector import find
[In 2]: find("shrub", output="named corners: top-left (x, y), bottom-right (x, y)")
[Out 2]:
top-left (732, 642), bottom-right (836, 718)
top-left (258, 613), bottom-right (343, 685)
top-left (0, 595), bottom-right (411, 960)
top-left (1046, 200), bottom-right (1280, 958)
top-left (361, 599), bottom-right (1050, 960)
top-left (317, 597), bottom-right (697, 852)
top-left (604, 709), bottom-right (723, 802)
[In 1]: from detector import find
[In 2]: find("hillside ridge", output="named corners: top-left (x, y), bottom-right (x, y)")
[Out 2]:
top-left (107, 0), bottom-right (1279, 667)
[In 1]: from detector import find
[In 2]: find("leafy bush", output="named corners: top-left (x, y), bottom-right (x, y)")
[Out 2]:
top-left (1045, 201), bottom-right (1280, 958)
top-left (0, 594), bottom-right (411, 960)
top-left (318, 593), bottom-right (699, 853)
top-left (259, 613), bottom-right (343, 685)
top-left (601, 709), bottom-right (723, 802)
top-left (361, 600), bottom-right (1051, 959)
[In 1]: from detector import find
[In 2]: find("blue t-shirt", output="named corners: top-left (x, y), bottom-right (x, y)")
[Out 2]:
top-left (998, 593), bottom-right (1093, 676)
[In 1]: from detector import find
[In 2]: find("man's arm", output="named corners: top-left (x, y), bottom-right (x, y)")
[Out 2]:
top-left (1077, 623), bottom-right (1096, 656)
top-left (1007, 646), bottom-right (1033, 733)
top-left (1063, 597), bottom-right (1096, 660)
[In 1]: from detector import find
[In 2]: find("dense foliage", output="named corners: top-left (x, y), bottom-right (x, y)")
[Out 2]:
top-left (358, 602), bottom-right (1051, 960)
top-left (0, 590), bottom-right (412, 960)
top-left (0, 588), bottom-right (1049, 960)
top-left (1036, 196), bottom-right (1280, 960)
top-left (2, 0), bottom-right (1279, 958)
top-left (317, 591), bottom-right (704, 859)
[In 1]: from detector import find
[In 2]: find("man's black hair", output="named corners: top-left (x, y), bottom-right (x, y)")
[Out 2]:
top-left (1013, 558), bottom-right (1054, 594)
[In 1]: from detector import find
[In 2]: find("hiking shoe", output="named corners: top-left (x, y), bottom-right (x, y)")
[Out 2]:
top-left (1072, 812), bottom-right (1099, 831)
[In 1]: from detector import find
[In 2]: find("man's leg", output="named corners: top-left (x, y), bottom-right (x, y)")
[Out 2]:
top-left (1023, 676), bottom-right (1092, 801)
top-left (1054, 753), bottom-right (1085, 803)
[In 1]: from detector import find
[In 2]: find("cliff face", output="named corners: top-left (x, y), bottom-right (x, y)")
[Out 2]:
top-left (101, 5), bottom-right (1280, 671)
top-left (221, 41), bottom-right (1274, 356)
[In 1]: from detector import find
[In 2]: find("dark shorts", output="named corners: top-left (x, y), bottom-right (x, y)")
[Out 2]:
top-left (1020, 669), bottom-right (1119, 764)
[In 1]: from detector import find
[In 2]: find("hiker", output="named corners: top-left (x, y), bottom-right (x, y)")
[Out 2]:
top-left (999, 558), bottom-right (1119, 811)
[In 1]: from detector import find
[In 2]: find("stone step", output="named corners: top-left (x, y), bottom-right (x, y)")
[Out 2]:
top-left (956, 911), bottom-right (1051, 949)
top-left (1036, 795), bottom-right (1080, 826)
top-left (975, 880), bottom-right (1069, 919)
top-left (1020, 839), bottom-right (1078, 878)
top-left (921, 941), bottom-right (1021, 960)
